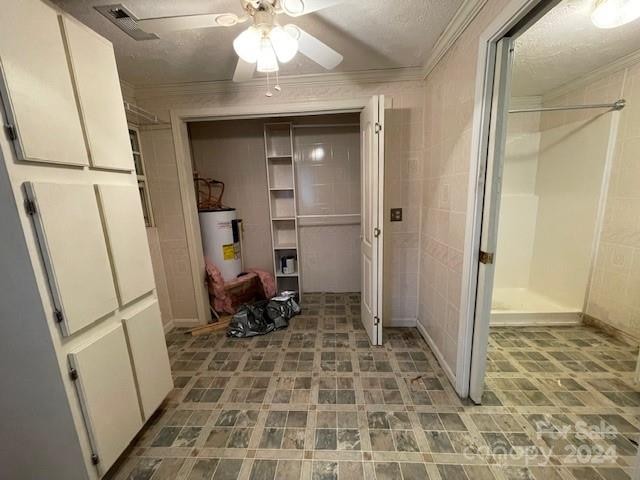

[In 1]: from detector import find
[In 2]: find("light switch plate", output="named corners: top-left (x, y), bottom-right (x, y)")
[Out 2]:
top-left (390, 208), bottom-right (403, 222)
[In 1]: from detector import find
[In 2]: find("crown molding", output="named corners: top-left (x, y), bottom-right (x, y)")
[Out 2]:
top-left (134, 67), bottom-right (424, 99)
top-left (422, 0), bottom-right (488, 78)
top-left (120, 79), bottom-right (137, 102)
top-left (544, 48), bottom-right (640, 102)
top-left (510, 95), bottom-right (542, 110)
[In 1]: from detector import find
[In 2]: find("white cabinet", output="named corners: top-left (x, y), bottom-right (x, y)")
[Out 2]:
top-left (25, 182), bottom-right (118, 336)
top-left (97, 184), bottom-right (155, 305)
top-left (0, 2), bottom-right (172, 477)
top-left (60, 16), bottom-right (134, 171)
top-left (69, 325), bottom-right (143, 475)
top-left (123, 301), bottom-right (173, 419)
top-left (0, 0), bottom-right (87, 166)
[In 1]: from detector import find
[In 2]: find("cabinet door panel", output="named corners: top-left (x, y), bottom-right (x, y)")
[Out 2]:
top-left (26, 182), bottom-right (118, 335)
top-left (123, 301), bottom-right (172, 419)
top-left (61, 16), bottom-right (133, 171)
top-left (69, 325), bottom-right (142, 474)
top-left (0, 1), bottom-right (87, 166)
top-left (97, 184), bottom-right (155, 305)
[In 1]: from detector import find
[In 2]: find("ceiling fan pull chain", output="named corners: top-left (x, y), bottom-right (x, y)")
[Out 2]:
top-left (266, 72), bottom-right (273, 97)
top-left (275, 70), bottom-right (282, 92)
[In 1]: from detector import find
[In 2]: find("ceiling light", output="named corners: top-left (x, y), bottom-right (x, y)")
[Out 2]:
top-left (233, 26), bottom-right (262, 63)
top-left (269, 26), bottom-right (298, 63)
top-left (257, 38), bottom-right (279, 73)
top-left (591, 0), bottom-right (640, 28)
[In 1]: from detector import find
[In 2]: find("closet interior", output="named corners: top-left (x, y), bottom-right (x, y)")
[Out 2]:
top-left (189, 113), bottom-right (361, 297)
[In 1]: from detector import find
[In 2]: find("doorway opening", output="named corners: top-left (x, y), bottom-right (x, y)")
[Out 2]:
top-left (467, 0), bottom-right (640, 411)
top-left (176, 97), bottom-right (386, 345)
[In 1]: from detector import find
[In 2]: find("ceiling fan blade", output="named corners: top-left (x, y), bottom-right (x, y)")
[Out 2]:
top-left (233, 58), bottom-right (256, 82)
top-left (137, 13), bottom-right (242, 34)
top-left (284, 25), bottom-right (343, 70)
top-left (280, 0), bottom-right (344, 17)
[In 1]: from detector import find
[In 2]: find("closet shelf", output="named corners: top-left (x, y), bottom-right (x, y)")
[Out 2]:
top-left (274, 243), bottom-right (297, 250)
top-left (276, 272), bottom-right (299, 278)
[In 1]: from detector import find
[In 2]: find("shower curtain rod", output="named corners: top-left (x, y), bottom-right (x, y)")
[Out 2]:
top-left (509, 99), bottom-right (626, 114)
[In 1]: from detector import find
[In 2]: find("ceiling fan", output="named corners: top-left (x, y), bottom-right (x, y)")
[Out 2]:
top-left (132, 0), bottom-right (345, 85)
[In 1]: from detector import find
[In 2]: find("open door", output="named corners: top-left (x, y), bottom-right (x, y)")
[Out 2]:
top-left (360, 95), bottom-right (385, 346)
top-left (469, 38), bottom-right (514, 403)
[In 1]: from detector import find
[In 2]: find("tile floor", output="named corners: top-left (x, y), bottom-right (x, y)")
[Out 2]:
top-left (109, 293), bottom-right (640, 480)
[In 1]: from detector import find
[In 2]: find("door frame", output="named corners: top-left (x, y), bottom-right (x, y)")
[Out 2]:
top-left (456, 0), bottom-right (560, 397)
top-left (168, 98), bottom-right (375, 325)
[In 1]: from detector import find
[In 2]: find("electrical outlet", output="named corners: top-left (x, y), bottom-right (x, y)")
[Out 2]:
top-left (390, 208), bottom-right (402, 222)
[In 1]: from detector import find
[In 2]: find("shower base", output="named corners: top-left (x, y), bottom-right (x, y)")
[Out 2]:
top-left (491, 287), bottom-right (582, 326)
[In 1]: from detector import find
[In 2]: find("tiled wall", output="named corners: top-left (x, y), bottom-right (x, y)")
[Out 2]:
top-left (135, 83), bottom-right (424, 326)
top-left (419, 0), bottom-right (511, 378)
top-left (586, 61), bottom-right (640, 340)
top-left (140, 126), bottom-right (199, 322)
top-left (189, 119), bottom-right (274, 273)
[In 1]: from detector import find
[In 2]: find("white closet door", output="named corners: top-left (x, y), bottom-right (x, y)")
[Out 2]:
top-left (61, 16), bottom-right (133, 171)
top-left (97, 184), bottom-right (155, 305)
top-left (25, 182), bottom-right (118, 336)
top-left (69, 324), bottom-right (142, 474)
top-left (0, 1), bottom-right (87, 166)
top-left (123, 301), bottom-right (173, 419)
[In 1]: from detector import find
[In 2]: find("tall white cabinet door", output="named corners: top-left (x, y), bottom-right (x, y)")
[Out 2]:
top-left (0, 1), bottom-right (87, 166)
top-left (25, 182), bottom-right (118, 335)
top-left (123, 301), bottom-right (173, 419)
top-left (69, 324), bottom-right (143, 475)
top-left (60, 16), bottom-right (134, 171)
top-left (97, 184), bottom-right (155, 305)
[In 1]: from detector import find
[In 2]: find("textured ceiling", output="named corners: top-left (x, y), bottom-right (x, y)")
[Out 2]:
top-left (50, 0), bottom-right (464, 86)
top-left (512, 0), bottom-right (640, 96)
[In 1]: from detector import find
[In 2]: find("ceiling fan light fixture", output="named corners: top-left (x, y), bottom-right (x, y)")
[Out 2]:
top-left (269, 26), bottom-right (298, 63)
top-left (257, 38), bottom-right (280, 72)
top-left (591, 0), bottom-right (640, 28)
top-left (233, 26), bottom-right (262, 63)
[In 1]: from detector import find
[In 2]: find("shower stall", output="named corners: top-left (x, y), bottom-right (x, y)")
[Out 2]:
top-left (491, 95), bottom-right (625, 325)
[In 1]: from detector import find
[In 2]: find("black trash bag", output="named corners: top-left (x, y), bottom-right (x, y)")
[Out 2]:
top-left (227, 292), bottom-right (301, 338)
top-left (265, 292), bottom-right (301, 330)
top-left (227, 301), bottom-right (274, 338)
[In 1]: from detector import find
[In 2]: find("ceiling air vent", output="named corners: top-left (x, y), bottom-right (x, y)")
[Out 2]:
top-left (94, 4), bottom-right (158, 41)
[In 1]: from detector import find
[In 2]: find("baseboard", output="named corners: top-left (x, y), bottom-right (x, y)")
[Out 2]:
top-left (490, 311), bottom-right (582, 327)
top-left (162, 319), bottom-right (175, 334)
top-left (385, 317), bottom-right (417, 328)
top-left (583, 314), bottom-right (639, 345)
top-left (171, 318), bottom-right (203, 329)
top-left (416, 320), bottom-right (457, 390)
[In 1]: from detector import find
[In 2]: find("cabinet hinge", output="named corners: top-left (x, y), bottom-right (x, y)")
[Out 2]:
top-left (91, 454), bottom-right (100, 465)
top-left (479, 250), bottom-right (494, 265)
top-left (375, 122), bottom-right (382, 134)
top-left (4, 124), bottom-right (17, 141)
top-left (374, 316), bottom-right (381, 326)
top-left (24, 199), bottom-right (37, 216)
top-left (373, 227), bottom-right (381, 238)
top-left (69, 368), bottom-right (78, 381)
top-left (54, 308), bottom-right (64, 323)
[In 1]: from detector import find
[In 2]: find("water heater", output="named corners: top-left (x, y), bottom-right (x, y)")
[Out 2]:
top-left (199, 208), bottom-right (242, 281)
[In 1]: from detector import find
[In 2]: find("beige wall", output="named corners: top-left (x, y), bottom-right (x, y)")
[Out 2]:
top-left (190, 119), bottom-right (274, 273)
top-left (136, 79), bottom-right (424, 326)
top-left (587, 61), bottom-right (640, 340)
top-left (140, 126), bottom-right (199, 322)
top-left (494, 106), bottom-right (541, 289)
top-left (420, 0), bottom-right (511, 377)
top-left (528, 78), bottom-right (619, 309)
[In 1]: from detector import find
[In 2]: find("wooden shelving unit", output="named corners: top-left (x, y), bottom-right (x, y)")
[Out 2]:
top-left (264, 123), bottom-right (301, 294)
